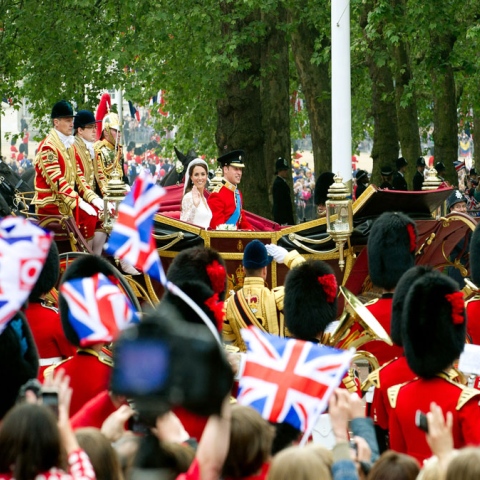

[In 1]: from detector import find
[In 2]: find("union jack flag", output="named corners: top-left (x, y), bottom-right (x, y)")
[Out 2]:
top-left (237, 327), bottom-right (353, 432)
top-left (104, 172), bottom-right (165, 280)
top-left (60, 272), bottom-right (140, 347)
top-left (0, 217), bottom-right (52, 335)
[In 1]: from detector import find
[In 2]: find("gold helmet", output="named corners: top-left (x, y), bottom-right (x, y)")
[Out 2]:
top-left (102, 112), bottom-right (121, 135)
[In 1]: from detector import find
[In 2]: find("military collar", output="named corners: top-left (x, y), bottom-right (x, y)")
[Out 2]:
top-left (222, 178), bottom-right (237, 192)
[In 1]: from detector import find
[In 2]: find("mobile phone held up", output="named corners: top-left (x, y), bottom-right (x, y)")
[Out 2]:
top-left (415, 410), bottom-right (428, 433)
top-left (41, 387), bottom-right (59, 418)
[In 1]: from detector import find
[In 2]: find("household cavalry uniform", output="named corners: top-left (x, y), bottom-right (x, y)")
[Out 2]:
top-left (224, 250), bottom-right (305, 352)
top-left (93, 112), bottom-right (128, 196)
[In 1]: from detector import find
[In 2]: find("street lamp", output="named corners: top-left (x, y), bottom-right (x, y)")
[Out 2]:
top-left (325, 174), bottom-right (353, 270)
top-left (102, 166), bottom-right (128, 234)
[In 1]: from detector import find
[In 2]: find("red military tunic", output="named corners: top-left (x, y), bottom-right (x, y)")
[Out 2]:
top-left (51, 348), bottom-right (113, 417)
top-left (208, 180), bottom-right (253, 230)
top-left (389, 374), bottom-right (480, 464)
top-left (361, 295), bottom-right (403, 366)
top-left (33, 129), bottom-right (99, 240)
top-left (71, 390), bottom-right (119, 429)
top-left (24, 301), bottom-right (77, 381)
top-left (466, 298), bottom-right (480, 345)
top-left (368, 356), bottom-right (416, 430)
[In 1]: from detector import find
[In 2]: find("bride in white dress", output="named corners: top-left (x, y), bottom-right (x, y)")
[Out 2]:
top-left (180, 158), bottom-right (212, 228)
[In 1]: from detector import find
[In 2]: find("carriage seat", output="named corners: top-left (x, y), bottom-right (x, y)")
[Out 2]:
top-left (37, 215), bottom-right (91, 254)
top-left (161, 211), bottom-right (182, 220)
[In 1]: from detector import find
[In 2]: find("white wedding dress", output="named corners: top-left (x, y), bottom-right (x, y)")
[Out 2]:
top-left (180, 191), bottom-right (212, 229)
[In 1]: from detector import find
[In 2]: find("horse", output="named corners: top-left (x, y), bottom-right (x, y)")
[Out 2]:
top-left (0, 161), bottom-right (34, 215)
top-left (160, 146), bottom-right (198, 187)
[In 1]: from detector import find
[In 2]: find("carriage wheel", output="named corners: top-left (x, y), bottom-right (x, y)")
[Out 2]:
top-left (58, 252), bottom-right (142, 312)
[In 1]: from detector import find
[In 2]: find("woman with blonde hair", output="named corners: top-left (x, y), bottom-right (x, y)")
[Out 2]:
top-left (268, 444), bottom-right (332, 480)
top-left (180, 158), bottom-right (212, 228)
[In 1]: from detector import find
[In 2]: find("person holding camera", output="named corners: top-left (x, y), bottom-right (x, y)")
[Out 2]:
top-left (0, 371), bottom-right (96, 480)
top-left (388, 270), bottom-right (480, 464)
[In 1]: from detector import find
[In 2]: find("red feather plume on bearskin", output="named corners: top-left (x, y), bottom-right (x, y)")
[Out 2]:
top-left (95, 93), bottom-right (111, 140)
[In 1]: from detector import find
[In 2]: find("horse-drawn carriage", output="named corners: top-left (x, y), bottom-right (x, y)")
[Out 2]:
top-left (4, 153), bottom-right (477, 314)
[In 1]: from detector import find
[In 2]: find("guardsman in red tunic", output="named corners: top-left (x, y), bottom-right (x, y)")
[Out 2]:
top-left (388, 270), bottom-right (480, 464)
top-left (32, 101), bottom-right (104, 242)
top-left (208, 150), bottom-right (253, 231)
top-left (50, 255), bottom-right (138, 416)
top-left (283, 259), bottom-right (361, 396)
top-left (466, 222), bottom-right (480, 344)
top-left (158, 246), bottom-right (230, 440)
top-left (365, 266), bottom-right (431, 452)
top-left (362, 212), bottom-right (417, 366)
top-left (23, 242), bottom-right (76, 381)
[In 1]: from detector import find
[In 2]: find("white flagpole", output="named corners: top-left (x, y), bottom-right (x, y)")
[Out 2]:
top-left (331, 0), bottom-right (352, 193)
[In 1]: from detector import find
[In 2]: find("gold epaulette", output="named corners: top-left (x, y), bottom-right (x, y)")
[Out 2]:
top-left (387, 384), bottom-right (403, 409)
top-left (364, 298), bottom-right (380, 307)
top-left (465, 296), bottom-right (480, 307)
top-left (78, 347), bottom-right (114, 367)
top-left (211, 183), bottom-right (223, 194)
top-left (44, 357), bottom-right (72, 380)
top-left (437, 372), bottom-right (480, 410)
top-left (457, 387), bottom-right (480, 410)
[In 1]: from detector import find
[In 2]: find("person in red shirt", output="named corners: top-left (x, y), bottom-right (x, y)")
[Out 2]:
top-left (362, 212), bottom-right (417, 366)
top-left (208, 150), bottom-right (253, 230)
top-left (388, 271), bottom-right (480, 464)
top-left (466, 221), bottom-right (480, 344)
top-left (23, 242), bottom-right (76, 381)
top-left (366, 265), bottom-right (430, 452)
top-left (51, 255), bottom-right (127, 416)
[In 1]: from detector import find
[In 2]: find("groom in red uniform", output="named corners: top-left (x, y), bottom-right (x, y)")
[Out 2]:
top-left (208, 150), bottom-right (253, 230)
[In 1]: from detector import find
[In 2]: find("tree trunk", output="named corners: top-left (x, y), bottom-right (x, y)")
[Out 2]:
top-left (216, 12), bottom-right (270, 218)
top-left (431, 63), bottom-right (458, 186)
top-left (289, 11), bottom-right (332, 176)
top-left (473, 110), bottom-right (480, 169)
top-left (393, 41), bottom-right (422, 178)
top-left (360, 5), bottom-right (399, 185)
top-left (260, 6), bottom-right (292, 218)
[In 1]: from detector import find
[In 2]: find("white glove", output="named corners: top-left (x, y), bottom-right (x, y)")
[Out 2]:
top-left (91, 197), bottom-right (104, 211)
top-left (265, 244), bottom-right (288, 264)
top-left (78, 198), bottom-right (97, 216)
top-left (108, 202), bottom-right (116, 214)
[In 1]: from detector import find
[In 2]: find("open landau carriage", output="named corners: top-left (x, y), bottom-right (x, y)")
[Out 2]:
top-left (9, 152), bottom-right (478, 373)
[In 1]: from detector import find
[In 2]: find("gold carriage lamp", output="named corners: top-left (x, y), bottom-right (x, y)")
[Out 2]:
top-left (102, 169), bottom-right (128, 234)
top-left (325, 174), bottom-right (354, 271)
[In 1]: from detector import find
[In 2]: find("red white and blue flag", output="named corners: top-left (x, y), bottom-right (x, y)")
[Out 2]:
top-left (0, 217), bottom-right (52, 335)
top-left (60, 272), bottom-right (140, 347)
top-left (237, 327), bottom-right (353, 433)
top-left (104, 172), bottom-right (165, 281)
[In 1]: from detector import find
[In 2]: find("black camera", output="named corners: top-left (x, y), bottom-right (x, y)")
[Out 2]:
top-left (111, 309), bottom-right (233, 418)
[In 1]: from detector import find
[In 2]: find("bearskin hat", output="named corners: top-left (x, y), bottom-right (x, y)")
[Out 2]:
top-left (470, 222), bottom-right (480, 286)
top-left (402, 270), bottom-right (466, 378)
top-left (284, 260), bottom-right (338, 341)
top-left (29, 241), bottom-right (60, 302)
top-left (391, 265), bottom-right (431, 346)
top-left (166, 247), bottom-right (228, 301)
top-left (314, 172), bottom-right (335, 206)
top-left (158, 280), bottom-right (224, 334)
top-left (0, 312), bottom-right (39, 419)
top-left (59, 255), bottom-right (123, 346)
top-left (367, 212), bottom-right (417, 291)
